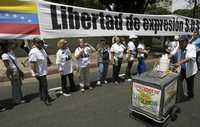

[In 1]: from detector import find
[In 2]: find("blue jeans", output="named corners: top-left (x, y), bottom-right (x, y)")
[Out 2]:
top-left (10, 72), bottom-right (23, 103)
top-left (137, 57), bottom-right (146, 74)
top-left (97, 62), bottom-right (109, 81)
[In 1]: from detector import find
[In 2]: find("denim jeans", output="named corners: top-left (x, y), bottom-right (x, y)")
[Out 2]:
top-left (97, 62), bottom-right (109, 81)
top-left (10, 72), bottom-right (23, 103)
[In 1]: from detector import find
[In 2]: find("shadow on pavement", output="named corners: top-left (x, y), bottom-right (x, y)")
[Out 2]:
top-left (0, 92), bottom-right (39, 110)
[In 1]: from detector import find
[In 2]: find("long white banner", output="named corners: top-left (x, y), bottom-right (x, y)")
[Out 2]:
top-left (38, 1), bottom-right (200, 38)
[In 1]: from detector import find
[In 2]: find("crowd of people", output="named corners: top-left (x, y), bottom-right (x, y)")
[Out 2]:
top-left (0, 32), bottom-right (200, 111)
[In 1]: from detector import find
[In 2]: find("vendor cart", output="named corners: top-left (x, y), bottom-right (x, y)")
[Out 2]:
top-left (129, 71), bottom-right (180, 124)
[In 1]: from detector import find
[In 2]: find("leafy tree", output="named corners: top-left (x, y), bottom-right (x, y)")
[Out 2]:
top-left (185, 0), bottom-right (200, 18)
top-left (47, 0), bottom-right (157, 14)
top-left (173, 9), bottom-right (192, 17)
top-left (145, 5), bottom-right (171, 15)
top-left (100, 0), bottom-right (157, 13)
top-left (46, 0), bottom-right (105, 10)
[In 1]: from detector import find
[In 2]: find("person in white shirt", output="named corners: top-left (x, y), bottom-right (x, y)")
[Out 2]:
top-left (165, 35), bottom-right (180, 64)
top-left (74, 38), bottom-right (96, 92)
top-left (110, 36), bottom-right (125, 84)
top-left (56, 39), bottom-right (76, 96)
top-left (1, 41), bottom-right (25, 105)
top-left (29, 38), bottom-right (52, 105)
top-left (125, 35), bottom-right (137, 81)
top-left (175, 36), bottom-right (198, 101)
top-left (137, 41), bottom-right (150, 74)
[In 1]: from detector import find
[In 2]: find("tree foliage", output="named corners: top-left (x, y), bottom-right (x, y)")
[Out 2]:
top-left (145, 5), bottom-right (171, 15)
top-left (173, 9), bottom-right (192, 17)
top-left (47, 0), bottom-right (157, 14)
top-left (100, 0), bottom-right (157, 13)
top-left (47, 0), bottom-right (105, 9)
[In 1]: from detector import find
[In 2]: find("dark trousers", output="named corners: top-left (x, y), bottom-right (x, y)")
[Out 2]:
top-left (36, 75), bottom-right (49, 101)
top-left (61, 73), bottom-right (76, 93)
top-left (112, 58), bottom-right (122, 82)
top-left (125, 60), bottom-right (134, 78)
top-left (177, 69), bottom-right (195, 101)
top-left (196, 51), bottom-right (200, 70)
top-left (186, 75), bottom-right (195, 97)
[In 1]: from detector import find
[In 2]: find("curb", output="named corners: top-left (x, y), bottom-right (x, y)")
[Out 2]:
top-left (0, 58), bottom-right (158, 82)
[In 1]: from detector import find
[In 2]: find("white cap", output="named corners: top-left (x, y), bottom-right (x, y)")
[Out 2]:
top-left (129, 34), bottom-right (138, 39)
top-left (174, 35), bottom-right (179, 40)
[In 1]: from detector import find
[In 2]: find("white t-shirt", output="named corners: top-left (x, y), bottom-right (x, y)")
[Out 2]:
top-left (110, 43), bottom-right (125, 59)
top-left (56, 48), bottom-right (73, 75)
top-left (74, 47), bottom-right (91, 68)
top-left (185, 44), bottom-right (198, 78)
top-left (137, 43), bottom-right (145, 57)
top-left (29, 47), bottom-right (48, 76)
top-left (126, 41), bottom-right (136, 60)
top-left (1, 51), bottom-right (18, 74)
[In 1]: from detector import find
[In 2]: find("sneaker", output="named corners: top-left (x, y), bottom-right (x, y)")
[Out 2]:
top-left (62, 93), bottom-right (71, 97)
top-left (104, 80), bottom-right (108, 84)
top-left (14, 99), bottom-right (26, 105)
top-left (127, 78), bottom-right (132, 82)
top-left (81, 88), bottom-right (85, 92)
top-left (89, 86), bottom-right (93, 90)
top-left (0, 105), bottom-right (6, 112)
top-left (43, 100), bottom-right (52, 106)
top-left (97, 81), bottom-right (101, 86)
top-left (114, 81), bottom-right (119, 85)
top-left (58, 91), bottom-right (63, 94)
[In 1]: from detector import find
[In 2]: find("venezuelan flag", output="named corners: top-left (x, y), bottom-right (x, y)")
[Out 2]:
top-left (0, 0), bottom-right (40, 38)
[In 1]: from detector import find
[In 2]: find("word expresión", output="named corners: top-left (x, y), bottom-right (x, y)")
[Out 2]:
top-left (50, 5), bottom-right (200, 34)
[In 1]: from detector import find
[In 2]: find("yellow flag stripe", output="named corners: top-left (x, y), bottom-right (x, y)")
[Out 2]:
top-left (0, 1), bottom-right (37, 14)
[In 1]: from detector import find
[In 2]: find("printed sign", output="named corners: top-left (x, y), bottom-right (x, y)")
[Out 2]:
top-left (38, 0), bottom-right (200, 38)
top-left (1, 0), bottom-right (200, 39)
top-left (132, 82), bottom-right (161, 116)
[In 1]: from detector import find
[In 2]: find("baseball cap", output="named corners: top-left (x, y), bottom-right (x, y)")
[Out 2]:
top-left (129, 34), bottom-right (138, 39)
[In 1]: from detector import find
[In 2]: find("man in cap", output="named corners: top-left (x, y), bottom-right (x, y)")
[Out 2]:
top-left (175, 35), bottom-right (198, 102)
top-left (29, 38), bottom-right (52, 105)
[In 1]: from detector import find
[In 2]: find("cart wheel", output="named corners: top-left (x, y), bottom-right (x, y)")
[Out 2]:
top-left (170, 106), bottom-right (179, 121)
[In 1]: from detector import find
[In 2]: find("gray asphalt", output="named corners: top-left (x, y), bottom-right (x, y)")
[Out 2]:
top-left (0, 63), bottom-right (200, 127)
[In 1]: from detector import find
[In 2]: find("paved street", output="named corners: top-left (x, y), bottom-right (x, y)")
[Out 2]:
top-left (0, 64), bottom-right (200, 127)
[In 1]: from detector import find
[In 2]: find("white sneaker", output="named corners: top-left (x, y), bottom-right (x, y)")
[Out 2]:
top-left (127, 78), bottom-right (132, 82)
top-left (104, 80), bottom-right (108, 84)
top-left (97, 81), bottom-right (101, 86)
top-left (114, 81), bottom-right (119, 85)
top-left (62, 93), bottom-right (71, 97)
top-left (81, 88), bottom-right (85, 92)
top-left (58, 91), bottom-right (63, 94)
top-left (89, 86), bottom-right (93, 90)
